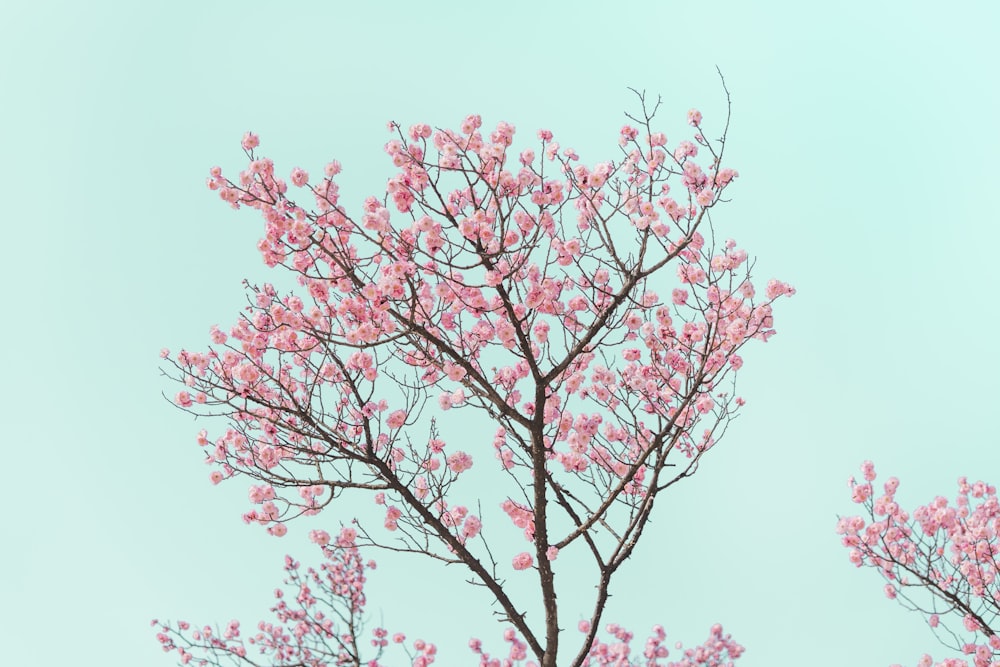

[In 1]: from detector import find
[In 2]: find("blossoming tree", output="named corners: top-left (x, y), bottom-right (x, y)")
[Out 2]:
top-left (839, 463), bottom-right (1000, 667)
top-left (154, 88), bottom-right (793, 666)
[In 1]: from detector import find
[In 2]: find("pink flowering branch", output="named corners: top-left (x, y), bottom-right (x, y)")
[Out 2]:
top-left (152, 529), bottom-right (416, 667)
top-left (838, 462), bottom-right (1000, 666)
top-left (154, 532), bottom-right (742, 667)
top-left (161, 83), bottom-right (792, 666)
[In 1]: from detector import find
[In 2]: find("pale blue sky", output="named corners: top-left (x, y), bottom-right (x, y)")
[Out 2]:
top-left (2, 1), bottom-right (998, 665)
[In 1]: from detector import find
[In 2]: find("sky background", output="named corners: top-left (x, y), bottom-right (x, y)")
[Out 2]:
top-left (2, 1), bottom-right (998, 665)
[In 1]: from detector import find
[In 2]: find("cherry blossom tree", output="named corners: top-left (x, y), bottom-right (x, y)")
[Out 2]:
top-left (155, 87), bottom-right (793, 667)
top-left (839, 462), bottom-right (1000, 667)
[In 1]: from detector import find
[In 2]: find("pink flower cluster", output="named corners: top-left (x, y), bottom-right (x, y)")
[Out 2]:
top-left (575, 620), bottom-right (743, 666)
top-left (154, 541), bottom-right (741, 667)
top-left (512, 552), bottom-right (534, 571)
top-left (502, 499), bottom-right (536, 541)
top-left (182, 111), bottom-right (792, 523)
top-left (162, 102), bottom-right (789, 666)
top-left (153, 540), bottom-right (412, 666)
top-left (839, 462), bottom-right (1000, 666)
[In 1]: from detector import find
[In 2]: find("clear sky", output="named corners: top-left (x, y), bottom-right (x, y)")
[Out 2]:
top-left (2, 1), bottom-right (998, 665)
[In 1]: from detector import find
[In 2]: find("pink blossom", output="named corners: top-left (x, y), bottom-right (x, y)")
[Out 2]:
top-left (695, 394), bottom-right (715, 414)
top-left (462, 515), bottom-right (482, 539)
top-left (716, 167), bottom-right (738, 186)
top-left (533, 321), bottom-right (550, 343)
top-left (673, 140), bottom-right (697, 161)
top-left (309, 530), bottom-right (330, 546)
top-left (460, 114), bottom-right (482, 134)
top-left (248, 485), bottom-right (275, 503)
top-left (384, 506), bottom-right (402, 531)
top-left (386, 409), bottom-right (407, 429)
top-left (209, 470), bottom-right (224, 485)
top-left (648, 132), bottom-right (667, 147)
top-left (290, 167), bottom-right (309, 187)
top-left (409, 123), bottom-right (431, 140)
top-left (623, 311), bottom-right (643, 330)
top-left (241, 131), bottom-right (259, 150)
top-left (851, 482), bottom-right (872, 503)
top-left (512, 552), bottom-right (533, 571)
top-left (443, 362), bottom-right (467, 382)
top-left (766, 278), bottom-right (796, 299)
top-left (447, 451), bottom-right (473, 474)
